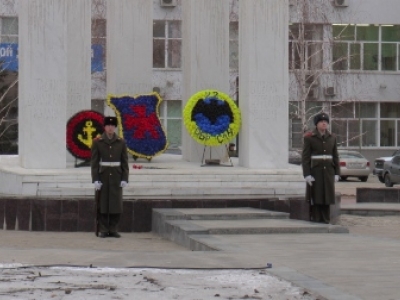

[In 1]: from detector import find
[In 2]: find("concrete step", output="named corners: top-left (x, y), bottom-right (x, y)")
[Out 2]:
top-left (152, 208), bottom-right (349, 250)
top-left (34, 179), bottom-right (302, 189)
top-left (35, 186), bottom-right (303, 198)
top-left (0, 154), bottom-right (305, 197)
top-left (19, 170), bottom-right (305, 198)
top-left (24, 175), bottom-right (302, 186)
top-left (153, 208), bottom-right (289, 221)
top-left (341, 203), bottom-right (400, 216)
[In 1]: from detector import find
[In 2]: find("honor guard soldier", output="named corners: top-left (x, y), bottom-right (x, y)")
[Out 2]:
top-left (302, 113), bottom-right (340, 224)
top-left (91, 116), bottom-right (129, 238)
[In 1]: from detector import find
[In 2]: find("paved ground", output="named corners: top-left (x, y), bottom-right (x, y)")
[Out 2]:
top-left (0, 174), bottom-right (399, 300)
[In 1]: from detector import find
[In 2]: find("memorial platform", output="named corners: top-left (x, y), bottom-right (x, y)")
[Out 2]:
top-left (0, 154), bottom-right (305, 199)
top-left (0, 154), bottom-right (314, 233)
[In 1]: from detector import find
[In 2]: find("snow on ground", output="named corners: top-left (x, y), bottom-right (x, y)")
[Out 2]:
top-left (0, 266), bottom-right (318, 300)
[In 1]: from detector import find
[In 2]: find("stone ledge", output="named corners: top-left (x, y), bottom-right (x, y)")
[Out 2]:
top-left (0, 195), bottom-right (341, 232)
top-left (356, 188), bottom-right (400, 203)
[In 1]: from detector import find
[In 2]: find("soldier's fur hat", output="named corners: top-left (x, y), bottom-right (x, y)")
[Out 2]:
top-left (314, 113), bottom-right (329, 126)
top-left (104, 116), bottom-right (118, 126)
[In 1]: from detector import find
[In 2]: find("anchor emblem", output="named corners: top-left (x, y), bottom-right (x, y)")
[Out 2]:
top-left (66, 110), bottom-right (104, 160)
top-left (78, 120), bottom-right (100, 148)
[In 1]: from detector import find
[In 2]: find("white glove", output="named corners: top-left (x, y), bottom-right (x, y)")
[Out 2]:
top-left (335, 175), bottom-right (340, 182)
top-left (304, 175), bottom-right (315, 186)
top-left (94, 181), bottom-right (102, 191)
top-left (120, 181), bottom-right (128, 188)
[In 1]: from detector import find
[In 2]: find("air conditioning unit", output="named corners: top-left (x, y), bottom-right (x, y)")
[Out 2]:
top-left (307, 88), bottom-right (319, 100)
top-left (334, 0), bottom-right (349, 7)
top-left (324, 86), bottom-right (336, 96)
top-left (160, 0), bottom-right (177, 7)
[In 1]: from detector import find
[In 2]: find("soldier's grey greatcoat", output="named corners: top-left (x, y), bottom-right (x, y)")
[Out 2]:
top-left (302, 129), bottom-right (340, 205)
top-left (91, 133), bottom-right (129, 214)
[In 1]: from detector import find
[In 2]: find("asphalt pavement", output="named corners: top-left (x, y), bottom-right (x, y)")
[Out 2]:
top-left (0, 174), bottom-right (399, 300)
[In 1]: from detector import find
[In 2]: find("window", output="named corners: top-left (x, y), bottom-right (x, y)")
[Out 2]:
top-left (158, 100), bottom-right (182, 149)
top-left (0, 17), bottom-right (18, 154)
top-left (91, 19), bottom-right (106, 73)
top-left (330, 102), bottom-right (400, 147)
top-left (229, 22), bottom-right (238, 69)
top-left (331, 118), bottom-right (362, 147)
top-left (382, 25), bottom-right (400, 71)
top-left (0, 17), bottom-right (18, 43)
top-left (288, 101), bottom-right (325, 148)
top-left (331, 102), bottom-right (378, 147)
top-left (380, 103), bottom-right (400, 147)
top-left (0, 17), bottom-right (18, 72)
top-left (332, 24), bottom-right (400, 72)
top-left (289, 118), bottom-right (303, 149)
top-left (153, 20), bottom-right (182, 69)
top-left (397, 120), bottom-right (400, 147)
top-left (289, 24), bottom-right (323, 70)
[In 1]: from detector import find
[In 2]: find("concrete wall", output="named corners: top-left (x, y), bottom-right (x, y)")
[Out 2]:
top-left (289, 0), bottom-right (400, 25)
top-left (2, 0), bottom-right (398, 103)
top-left (289, 73), bottom-right (400, 103)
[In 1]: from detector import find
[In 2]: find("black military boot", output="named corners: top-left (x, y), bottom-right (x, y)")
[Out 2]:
top-left (109, 232), bottom-right (121, 238)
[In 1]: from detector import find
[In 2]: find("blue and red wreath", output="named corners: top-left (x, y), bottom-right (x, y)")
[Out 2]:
top-left (107, 93), bottom-right (167, 159)
top-left (66, 110), bottom-right (104, 160)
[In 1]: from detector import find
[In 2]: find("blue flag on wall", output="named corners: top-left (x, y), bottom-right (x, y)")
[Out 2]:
top-left (0, 43), bottom-right (18, 72)
top-left (0, 43), bottom-right (104, 73)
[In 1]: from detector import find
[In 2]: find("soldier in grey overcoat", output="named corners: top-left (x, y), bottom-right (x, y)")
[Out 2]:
top-left (91, 116), bottom-right (129, 238)
top-left (302, 113), bottom-right (340, 223)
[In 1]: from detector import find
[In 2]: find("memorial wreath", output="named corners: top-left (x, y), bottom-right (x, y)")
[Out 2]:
top-left (183, 89), bottom-right (241, 146)
top-left (107, 93), bottom-right (167, 159)
top-left (66, 110), bottom-right (104, 160)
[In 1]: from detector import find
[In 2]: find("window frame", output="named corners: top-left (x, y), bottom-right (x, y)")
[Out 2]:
top-left (0, 17), bottom-right (18, 43)
top-left (289, 23), bottom-right (324, 70)
top-left (153, 20), bottom-right (182, 70)
top-left (332, 24), bottom-right (400, 72)
top-left (158, 99), bottom-right (182, 149)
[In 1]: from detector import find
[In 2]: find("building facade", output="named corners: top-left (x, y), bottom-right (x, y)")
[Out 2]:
top-left (0, 0), bottom-right (399, 163)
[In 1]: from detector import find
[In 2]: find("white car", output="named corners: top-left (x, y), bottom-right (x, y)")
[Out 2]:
top-left (338, 150), bottom-right (371, 182)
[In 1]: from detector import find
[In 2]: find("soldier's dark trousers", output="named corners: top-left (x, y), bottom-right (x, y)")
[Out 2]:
top-left (311, 204), bottom-right (330, 224)
top-left (99, 213), bottom-right (121, 233)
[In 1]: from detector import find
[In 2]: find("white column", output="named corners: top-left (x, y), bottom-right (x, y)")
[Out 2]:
top-left (182, 0), bottom-right (230, 162)
top-left (106, 0), bottom-right (153, 115)
top-left (66, 0), bottom-right (92, 117)
top-left (239, 0), bottom-right (289, 169)
top-left (19, 0), bottom-right (77, 169)
top-left (66, 0), bottom-right (92, 163)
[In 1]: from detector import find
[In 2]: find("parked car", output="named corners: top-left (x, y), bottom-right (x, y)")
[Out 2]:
top-left (373, 149), bottom-right (400, 183)
top-left (381, 155), bottom-right (400, 187)
top-left (338, 150), bottom-right (371, 182)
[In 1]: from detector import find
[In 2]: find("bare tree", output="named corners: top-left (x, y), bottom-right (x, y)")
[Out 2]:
top-left (0, 64), bottom-right (18, 154)
top-left (288, 0), bottom-right (369, 150)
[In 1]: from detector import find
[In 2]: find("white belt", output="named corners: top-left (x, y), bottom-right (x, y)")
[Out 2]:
top-left (311, 155), bottom-right (332, 160)
top-left (100, 162), bottom-right (121, 167)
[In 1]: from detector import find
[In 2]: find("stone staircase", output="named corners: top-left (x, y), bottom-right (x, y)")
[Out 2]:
top-left (1, 166), bottom-right (305, 198)
top-left (152, 208), bottom-right (349, 251)
top-left (0, 154), bottom-right (305, 198)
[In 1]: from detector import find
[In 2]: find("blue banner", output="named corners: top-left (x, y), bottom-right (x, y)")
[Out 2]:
top-left (91, 44), bottom-right (104, 72)
top-left (0, 43), bottom-right (18, 72)
top-left (0, 43), bottom-right (104, 73)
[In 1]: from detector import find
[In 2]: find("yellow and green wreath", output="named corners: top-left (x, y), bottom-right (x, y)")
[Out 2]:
top-left (183, 89), bottom-right (241, 146)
